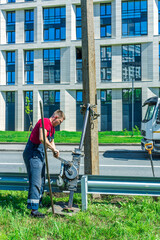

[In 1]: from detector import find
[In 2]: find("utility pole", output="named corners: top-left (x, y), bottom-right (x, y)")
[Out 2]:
top-left (81, 0), bottom-right (99, 175)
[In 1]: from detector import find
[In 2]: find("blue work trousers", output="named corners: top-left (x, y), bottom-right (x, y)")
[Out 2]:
top-left (23, 139), bottom-right (45, 210)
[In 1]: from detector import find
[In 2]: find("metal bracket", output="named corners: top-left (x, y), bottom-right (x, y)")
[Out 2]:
top-left (90, 105), bottom-right (100, 129)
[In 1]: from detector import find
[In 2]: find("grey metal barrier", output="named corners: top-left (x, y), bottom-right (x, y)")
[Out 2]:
top-left (81, 175), bottom-right (160, 211)
top-left (0, 173), bottom-right (81, 192)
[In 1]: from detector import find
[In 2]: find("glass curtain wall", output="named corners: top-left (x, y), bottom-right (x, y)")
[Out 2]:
top-left (100, 3), bottom-right (111, 38)
top-left (76, 48), bottom-right (82, 83)
top-left (24, 91), bottom-right (33, 131)
top-left (6, 51), bottom-right (15, 85)
top-left (24, 50), bottom-right (34, 84)
top-left (25, 10), bottom-right (34, 42)
top-left (159, 44), bottom-right (160, 80)
top-left (6, 11), bottom-right (15, 43)
top-left (122, 88), bottom-right (142, 130)
top-left (122, 44), bottom-right (141, 82)
top-left (76, 91), bottom-right (83, 131)
top-left (6, 91), bottom-right (15, 131)
top-left (43, 90), bottom-right (60, 131)
top-left (43, 7), bottom-right (66, 41)
top-left (159, 1), bottom-right (160, 34)
top-left (101, 46), bottom-right (112, 82)
top-left (43, 49), bottom-right (60, 83)
top-left (101, 90), bottom-right (112, 131)
top-left (122, 0), bottom-right (147, 36)
top-left (76, 6), bottom-right (82, 40)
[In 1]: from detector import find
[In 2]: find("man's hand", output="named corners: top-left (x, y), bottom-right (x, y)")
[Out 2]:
top-left (53, 149), bottom-right (59, 158)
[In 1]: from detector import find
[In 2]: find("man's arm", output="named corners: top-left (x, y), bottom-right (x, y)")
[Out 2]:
top-left (39, 128), bottom-right (59, 157)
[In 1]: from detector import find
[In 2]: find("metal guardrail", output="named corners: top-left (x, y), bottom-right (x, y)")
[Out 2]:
top-left (0, 173), bottom-right (81, 192)
top-left (1, 173), bottom-right (160, 212)
top-left (81, 175), bottom-right (160, 211)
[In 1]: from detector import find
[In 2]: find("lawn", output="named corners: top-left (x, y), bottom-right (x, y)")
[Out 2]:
top-left (0, 191), bottom-right (159, 240)
top-left (0, 131), bottom-right (142, 144)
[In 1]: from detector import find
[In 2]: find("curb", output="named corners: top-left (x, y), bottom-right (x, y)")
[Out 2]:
top-left (0, 142), bottom-right (141, 146)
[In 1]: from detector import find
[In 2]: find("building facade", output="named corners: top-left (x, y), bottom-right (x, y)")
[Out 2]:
top-left (0, 0), bottom-right (160, 132)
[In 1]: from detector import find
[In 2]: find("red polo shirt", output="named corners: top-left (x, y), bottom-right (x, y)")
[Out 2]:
top-left (30, 118), bottom-right (55, 145)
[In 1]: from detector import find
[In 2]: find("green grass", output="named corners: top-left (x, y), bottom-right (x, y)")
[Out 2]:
top-left (0, 191), bottom-right (160, 239)
top-left (0, 131), bottom-right (142, 144)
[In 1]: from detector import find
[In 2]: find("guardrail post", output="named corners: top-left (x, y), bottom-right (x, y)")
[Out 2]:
top-left (81, 175), bottom-right (88, 211)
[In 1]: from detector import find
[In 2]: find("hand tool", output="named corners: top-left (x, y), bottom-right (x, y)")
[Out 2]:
top-left (39, 101), bottom-right (54, 214)
top-left (145, 143), bottom-right (155, 177)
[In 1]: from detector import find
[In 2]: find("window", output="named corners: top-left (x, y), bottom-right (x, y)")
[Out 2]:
top-left (6, 51), bottom-right (15, 85)
top-left (100, 3), bottom-right (111, 38)
top-left (76, 6), bottom-right (82, 40)
top-left (6, 11), bottom-right (15, 43)
top-left (43, 7), bottom-right (66, 41)
top-left (101, 90), bottom-right (112, 131)
top-left (25, 10), bottom-right (34, 42)
top-left (8, 0), bottom-right (15, 3)
top-left (122, 44), bottom-right (141, 81)
top-left (76, 91), bottom-right (83, 131)
top-left (6, 91), bottom-right (15, 131)
top-left (24, 51), bottom-right (34, 84)
top-left (122, 0), bottom-right (147, 36)
top-left (43, 49), bottom-right (60, 83)
top-left (24, 91), bottom-right (33, 131)
top-left (122, 88), bottom-right (142, 130)
top-left (101, 46), bottom-right (112, 82)
top-left (43, 90), bottom-right (60, 130)
top-left (158, 1), bottom-right (160, 34)
top-left (159, 44), bottom-right (160, 80)
top-left (76, 48), bottom-right (82, 83)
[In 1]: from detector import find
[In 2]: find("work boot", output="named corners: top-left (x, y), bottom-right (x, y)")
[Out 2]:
top-left (31, 210), bottom-right (45, 218)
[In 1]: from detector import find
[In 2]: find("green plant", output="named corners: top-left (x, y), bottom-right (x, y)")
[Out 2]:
top-left (25, 96), bottom-right (33, 134)
top-left (132, 125), bottom-right (141, 136)
top-left (123, 128), bottom-right (130, 136)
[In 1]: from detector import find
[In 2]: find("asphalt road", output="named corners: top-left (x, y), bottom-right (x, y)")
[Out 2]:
top-left (0, 149), bottom-right (160, 177)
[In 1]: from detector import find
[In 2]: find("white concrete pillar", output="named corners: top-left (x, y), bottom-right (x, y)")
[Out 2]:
top-left (94, 3), bottom-right (100, 39)
top-left (0, 51), bottom-right (6, 85)
top-left (34, 49), bottom-right (43, 84)
top-left (15, 90), bottom-right (24, 131)
top-left (61, 47), bottom-right (70, 84)
top-left (153, 38), bottom-right (159, 83)
top-left (0, 11), bottom-right (6, 44)
top-left (66, 2), bottom-right (71, 42)
top-left (60, 89), bottom-right (76, 131)
top-left (33, 89), bottom-right (42, 126)
top-left (142, 43), bottom-right (153, 81)
top-left (148, 0), bottom-right (154, 36)
top-left (16, 10), bottom-right (24, 44)
top-left (112, 45), bottom-right (122, 82)
top-left (0, 91), bottom-right (6, 130)
top-left (15, 49), bottom-right (24, 86)
top-left (112, 0), bottom-right (121, 39)
top-left (70, 46), bottom-right (76, 84)
top-left (112, 89), bottom-right (122, 131)
top-left (71, 4), bottom-right (76, 40)
top-left (36, 6), bottom-right (43, 43)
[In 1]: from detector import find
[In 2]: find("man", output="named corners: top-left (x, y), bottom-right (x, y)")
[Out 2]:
top-left (23, 110), bottom-right (65, 218)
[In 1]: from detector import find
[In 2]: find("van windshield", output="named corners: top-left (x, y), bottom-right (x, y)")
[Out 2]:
top-left (142, 104), bottom-right (156, 122)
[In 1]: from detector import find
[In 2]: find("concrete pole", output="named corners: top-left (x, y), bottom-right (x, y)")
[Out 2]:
top-left (81, 0), bottom-right (99, 175)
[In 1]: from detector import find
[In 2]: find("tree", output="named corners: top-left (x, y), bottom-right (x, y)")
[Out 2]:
top-left (25, 96), bottom-right (33, 134)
